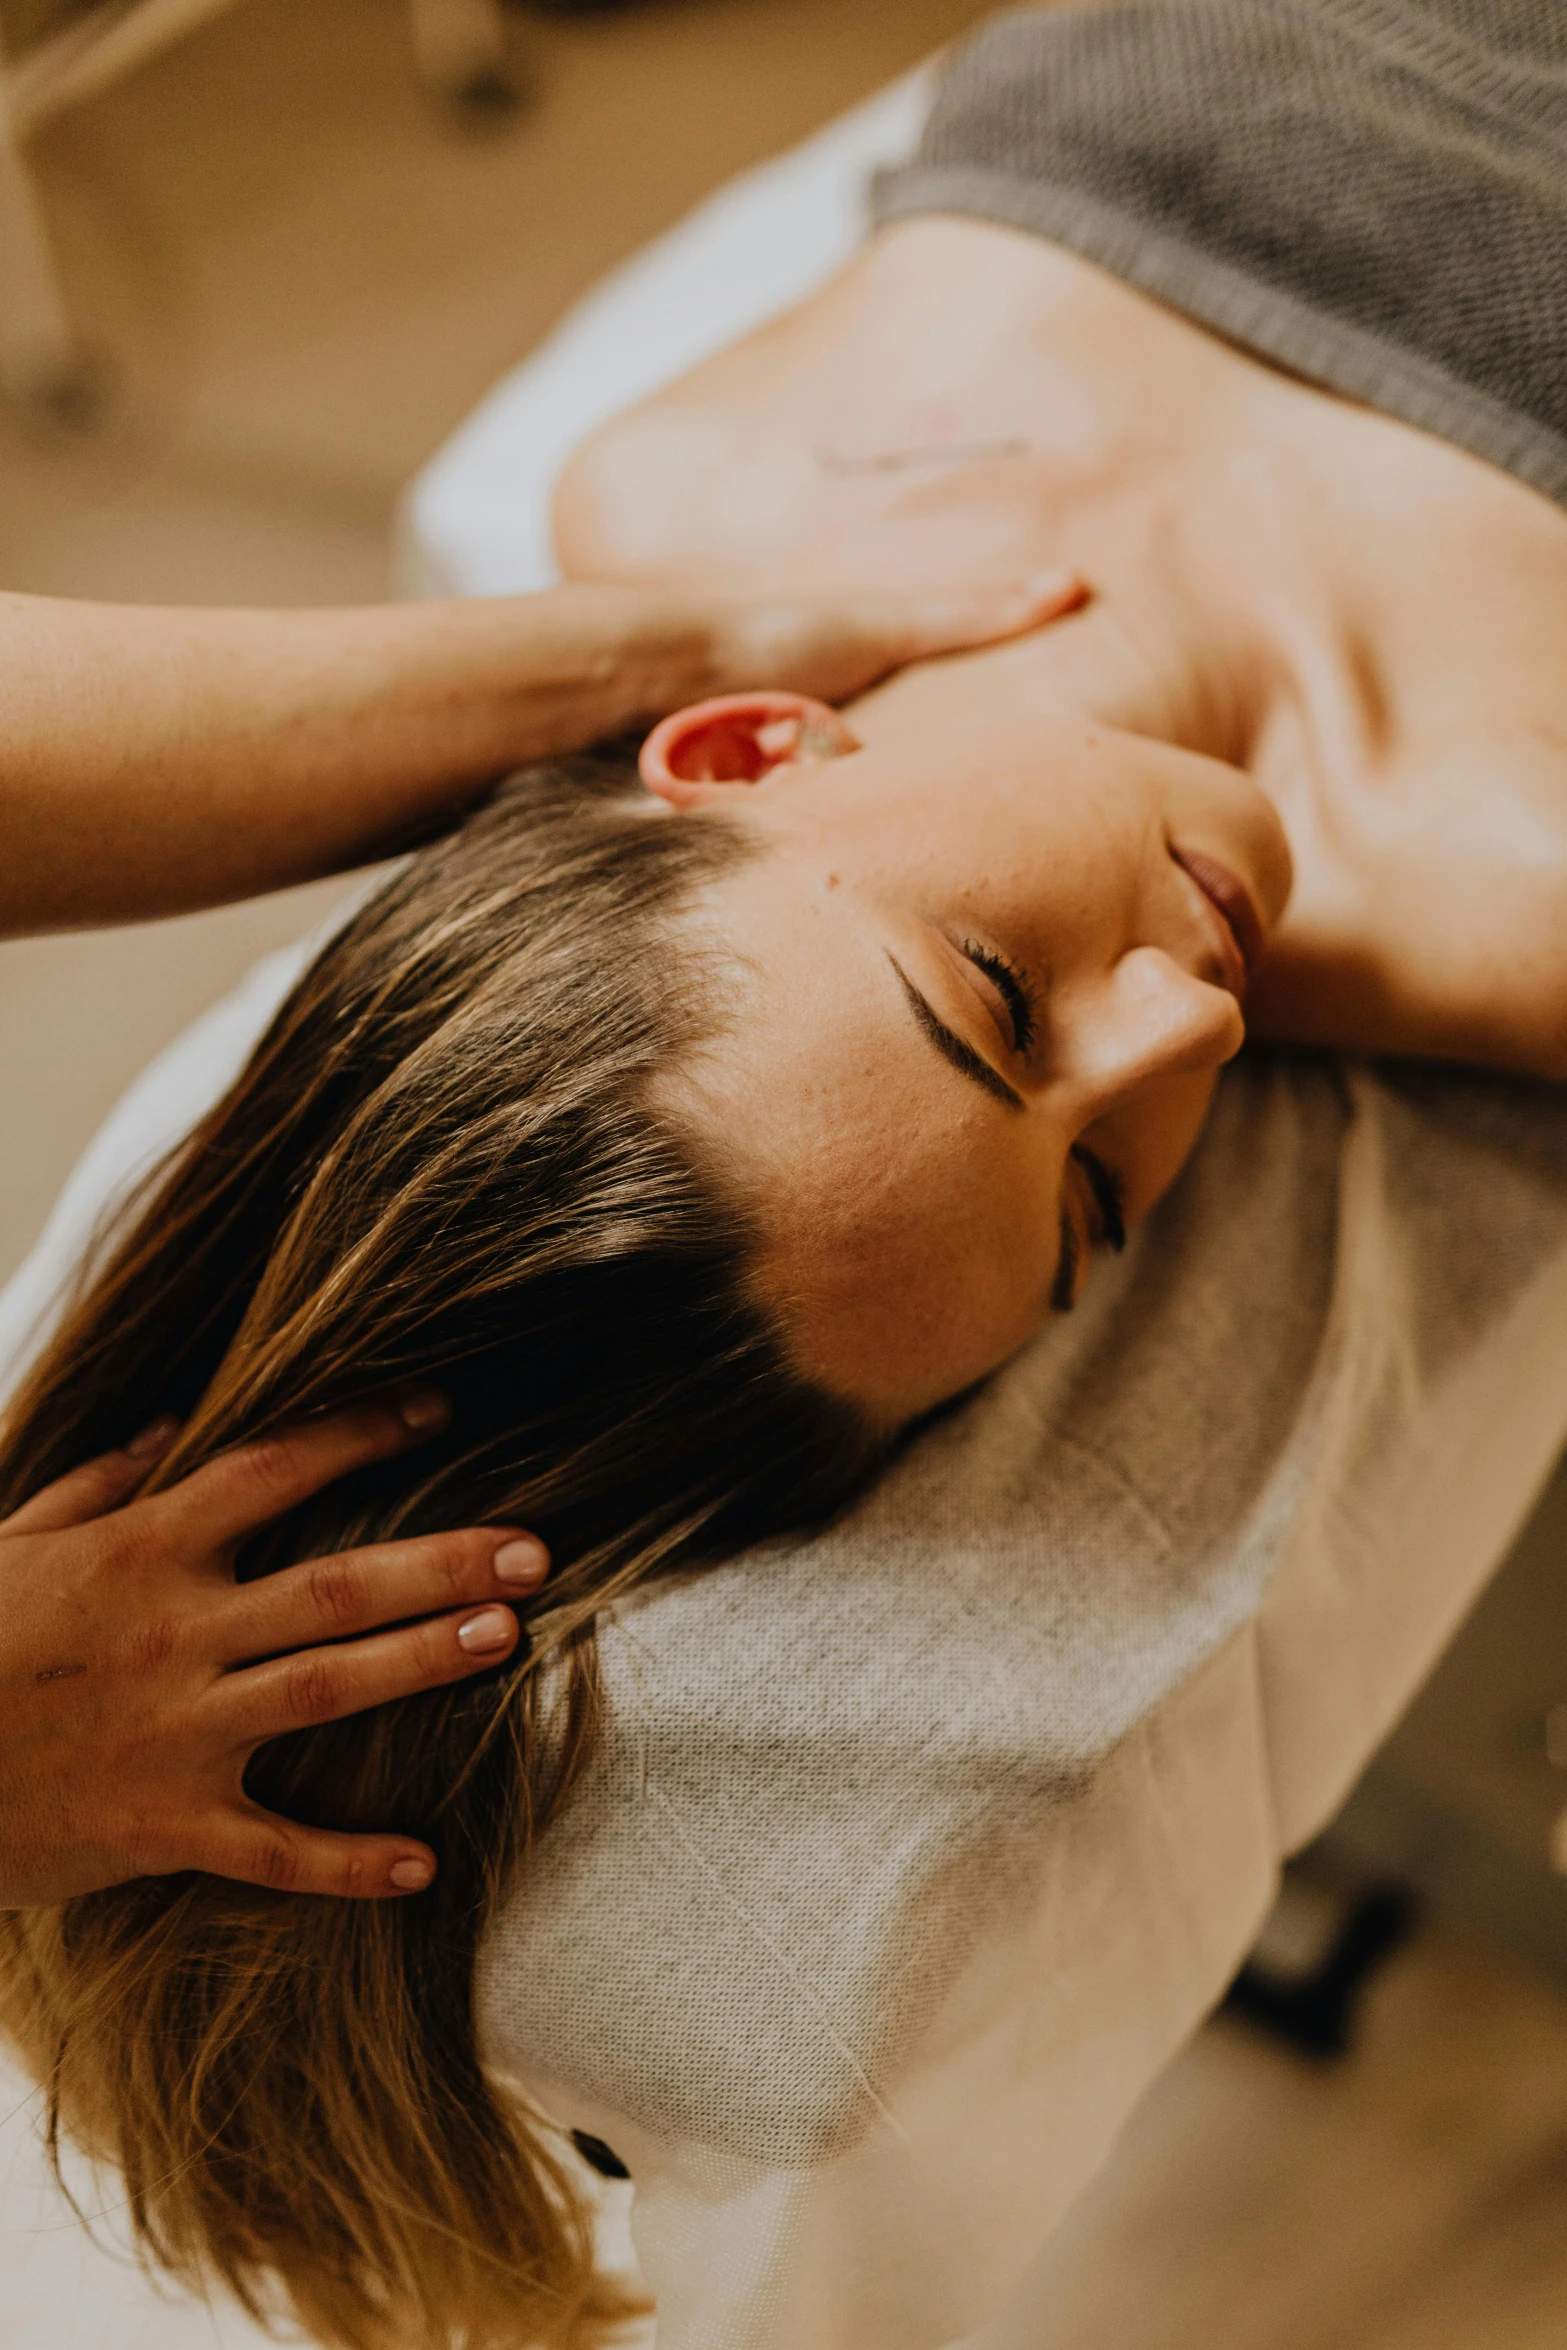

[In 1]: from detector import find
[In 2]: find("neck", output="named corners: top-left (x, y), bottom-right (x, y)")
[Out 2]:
top-left (849, 479), bottom-right (1275, 773)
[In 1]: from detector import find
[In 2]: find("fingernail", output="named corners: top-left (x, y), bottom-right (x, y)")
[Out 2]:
top-left (126, 1415), bottom-right (180, 1459)
top-left (390, 1856), bottom-right (435, 1891)
top-left (457, 1606), bottom-right (515, 1655)
top-left (396, 1387), bottom-right (451, 1436)
top-left (493, 1537), bottom-right (549, 1588)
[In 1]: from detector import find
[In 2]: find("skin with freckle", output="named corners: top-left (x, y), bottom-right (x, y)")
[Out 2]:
top-left (644, 691), bottom-right (1288, 1420)
top-left (561, 219), bottom-right (1567, 1084)
top-left (565, 215), bottom-right (1567, 1414)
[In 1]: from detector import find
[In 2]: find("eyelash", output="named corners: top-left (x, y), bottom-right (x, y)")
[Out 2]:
top-left (1071, 1145), bottom-right (1127, 1254)
top-left (1055, 1149), bottom-right (1127, 1313)
top-left (960, 937), bottom-right (1037, 1058)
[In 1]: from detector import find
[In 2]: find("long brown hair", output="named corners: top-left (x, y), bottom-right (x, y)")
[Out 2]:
top-left (0, 753), bottom-right (880, 2349)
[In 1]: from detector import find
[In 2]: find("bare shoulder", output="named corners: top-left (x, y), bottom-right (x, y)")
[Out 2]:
top-left (551, 285), bottom-right (856, 588)
top-left (1250, 726), bottom-right (1567, 1083)
top-left (551, 225), bottom-right (1041, 590)
top-left (551, 394), bottom-right (717, 585)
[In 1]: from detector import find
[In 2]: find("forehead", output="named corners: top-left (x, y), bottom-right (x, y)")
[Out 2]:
top-left (673, 849), bottom-right (1056, 1418)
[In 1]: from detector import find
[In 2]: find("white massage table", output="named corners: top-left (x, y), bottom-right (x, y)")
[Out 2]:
top-left (5, 72), bottom-right (1567, 2350)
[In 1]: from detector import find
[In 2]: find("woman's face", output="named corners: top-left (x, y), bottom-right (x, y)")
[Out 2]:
top-left (643, 690), bottom-right (1293, 1425)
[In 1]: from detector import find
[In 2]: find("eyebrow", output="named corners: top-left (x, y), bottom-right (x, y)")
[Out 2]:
top-left (884, 953), bottom-right (1024, 1112)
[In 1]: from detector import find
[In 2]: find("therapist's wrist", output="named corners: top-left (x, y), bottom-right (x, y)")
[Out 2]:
top-left (465, 586), bottom-right (719, 764)
top-left (509, 584), bottom-right (886, 724)
top-left (454, 573), bottom-right (1087, 775)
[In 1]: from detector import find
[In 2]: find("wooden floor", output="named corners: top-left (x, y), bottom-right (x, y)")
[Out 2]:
top-left (5, 1905), bottom-right (1566, 2346)
top-left (1013, 1917), bottom-right (1567, 2350)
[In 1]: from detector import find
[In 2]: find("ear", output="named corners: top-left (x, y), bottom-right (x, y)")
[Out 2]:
top-left (639, 693), bottom-right (860, 808)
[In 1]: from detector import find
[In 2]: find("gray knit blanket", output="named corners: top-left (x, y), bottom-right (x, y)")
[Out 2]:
top-left (873, 0), bottom-right (1567, 509)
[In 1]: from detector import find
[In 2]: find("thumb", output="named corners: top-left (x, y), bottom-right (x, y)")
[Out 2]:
top-left (1, 1418), bottom-right (181, 1537)
top-left (898, 568), bottom-right (1088, 660)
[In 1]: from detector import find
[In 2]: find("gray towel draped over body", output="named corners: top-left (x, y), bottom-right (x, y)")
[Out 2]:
top-left (872, 0), bottom-right (1567, 510)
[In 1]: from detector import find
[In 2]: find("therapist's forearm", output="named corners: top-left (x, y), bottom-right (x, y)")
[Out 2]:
top-left (0, 585), bottom-right (736, 937)
top-left (0, 570), bottom-right (1076, 937)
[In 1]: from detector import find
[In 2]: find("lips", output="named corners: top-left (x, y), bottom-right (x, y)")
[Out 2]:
top-left (1169, 846), bottom-right (1266, 986)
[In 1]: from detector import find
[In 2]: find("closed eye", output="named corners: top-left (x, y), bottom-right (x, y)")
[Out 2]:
top-left (960, 938), bottom-right (1037, 1058)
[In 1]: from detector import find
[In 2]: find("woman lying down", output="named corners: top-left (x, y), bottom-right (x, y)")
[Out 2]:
top-left (4, 3), bottom-right (1567, 2346)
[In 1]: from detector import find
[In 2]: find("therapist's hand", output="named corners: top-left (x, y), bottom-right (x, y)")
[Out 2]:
top-left (691, 568), bottom-right (1088, 709)
top-left (0, 1390), bottom-right (546, 1909)
top-left (0, 576), bottom-right (1090, 943)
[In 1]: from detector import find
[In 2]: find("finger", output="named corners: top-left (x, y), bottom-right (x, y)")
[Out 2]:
top-left (1, 1417), bottom-right (180, 1536)
top-left (212, 1526), bottom-right (549, 1668)
top-left (160, 1388), bottom-right (453, 1550)
top-left (895, 568), bottom-right (1088, 660)
top-left (214, 1602), bottom-right (523, 1746)
top-left (190, 1803), bottom-right (441, 1900)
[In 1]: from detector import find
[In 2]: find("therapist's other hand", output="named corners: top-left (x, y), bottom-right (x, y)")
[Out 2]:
top-left (0, 1391), bottom-right (547, 1909)
top-left (702, 568), bottom-right (1087, 707)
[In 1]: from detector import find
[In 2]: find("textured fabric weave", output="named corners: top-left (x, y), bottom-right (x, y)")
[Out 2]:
top-left (476, 1054), bottom-right (1567, 2347)
top-left (873, 0), bottom-right (1567, 507)
top-left (480, 1059), bottom-right (1567, 2162)
top-left (10, 932), bottom-right (1567, 2350)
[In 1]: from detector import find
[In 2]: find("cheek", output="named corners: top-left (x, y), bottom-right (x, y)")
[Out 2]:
top-left (1085, 1067), bottom-right (1220, 1220)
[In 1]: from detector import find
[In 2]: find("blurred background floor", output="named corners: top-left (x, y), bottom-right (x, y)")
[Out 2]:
top-left (2, 3), bottom-right (1565, 2345)
top-left (6, 1901), bottom-right (1567, 2348)
top-left (1021, 1918), bottom-right (1567, 2350)
top-left (0, 0), bottom-right (995, 1296)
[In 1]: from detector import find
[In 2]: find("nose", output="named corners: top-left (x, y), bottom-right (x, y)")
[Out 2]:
top-left (1063, 946), bottom-right (1245, 1113)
